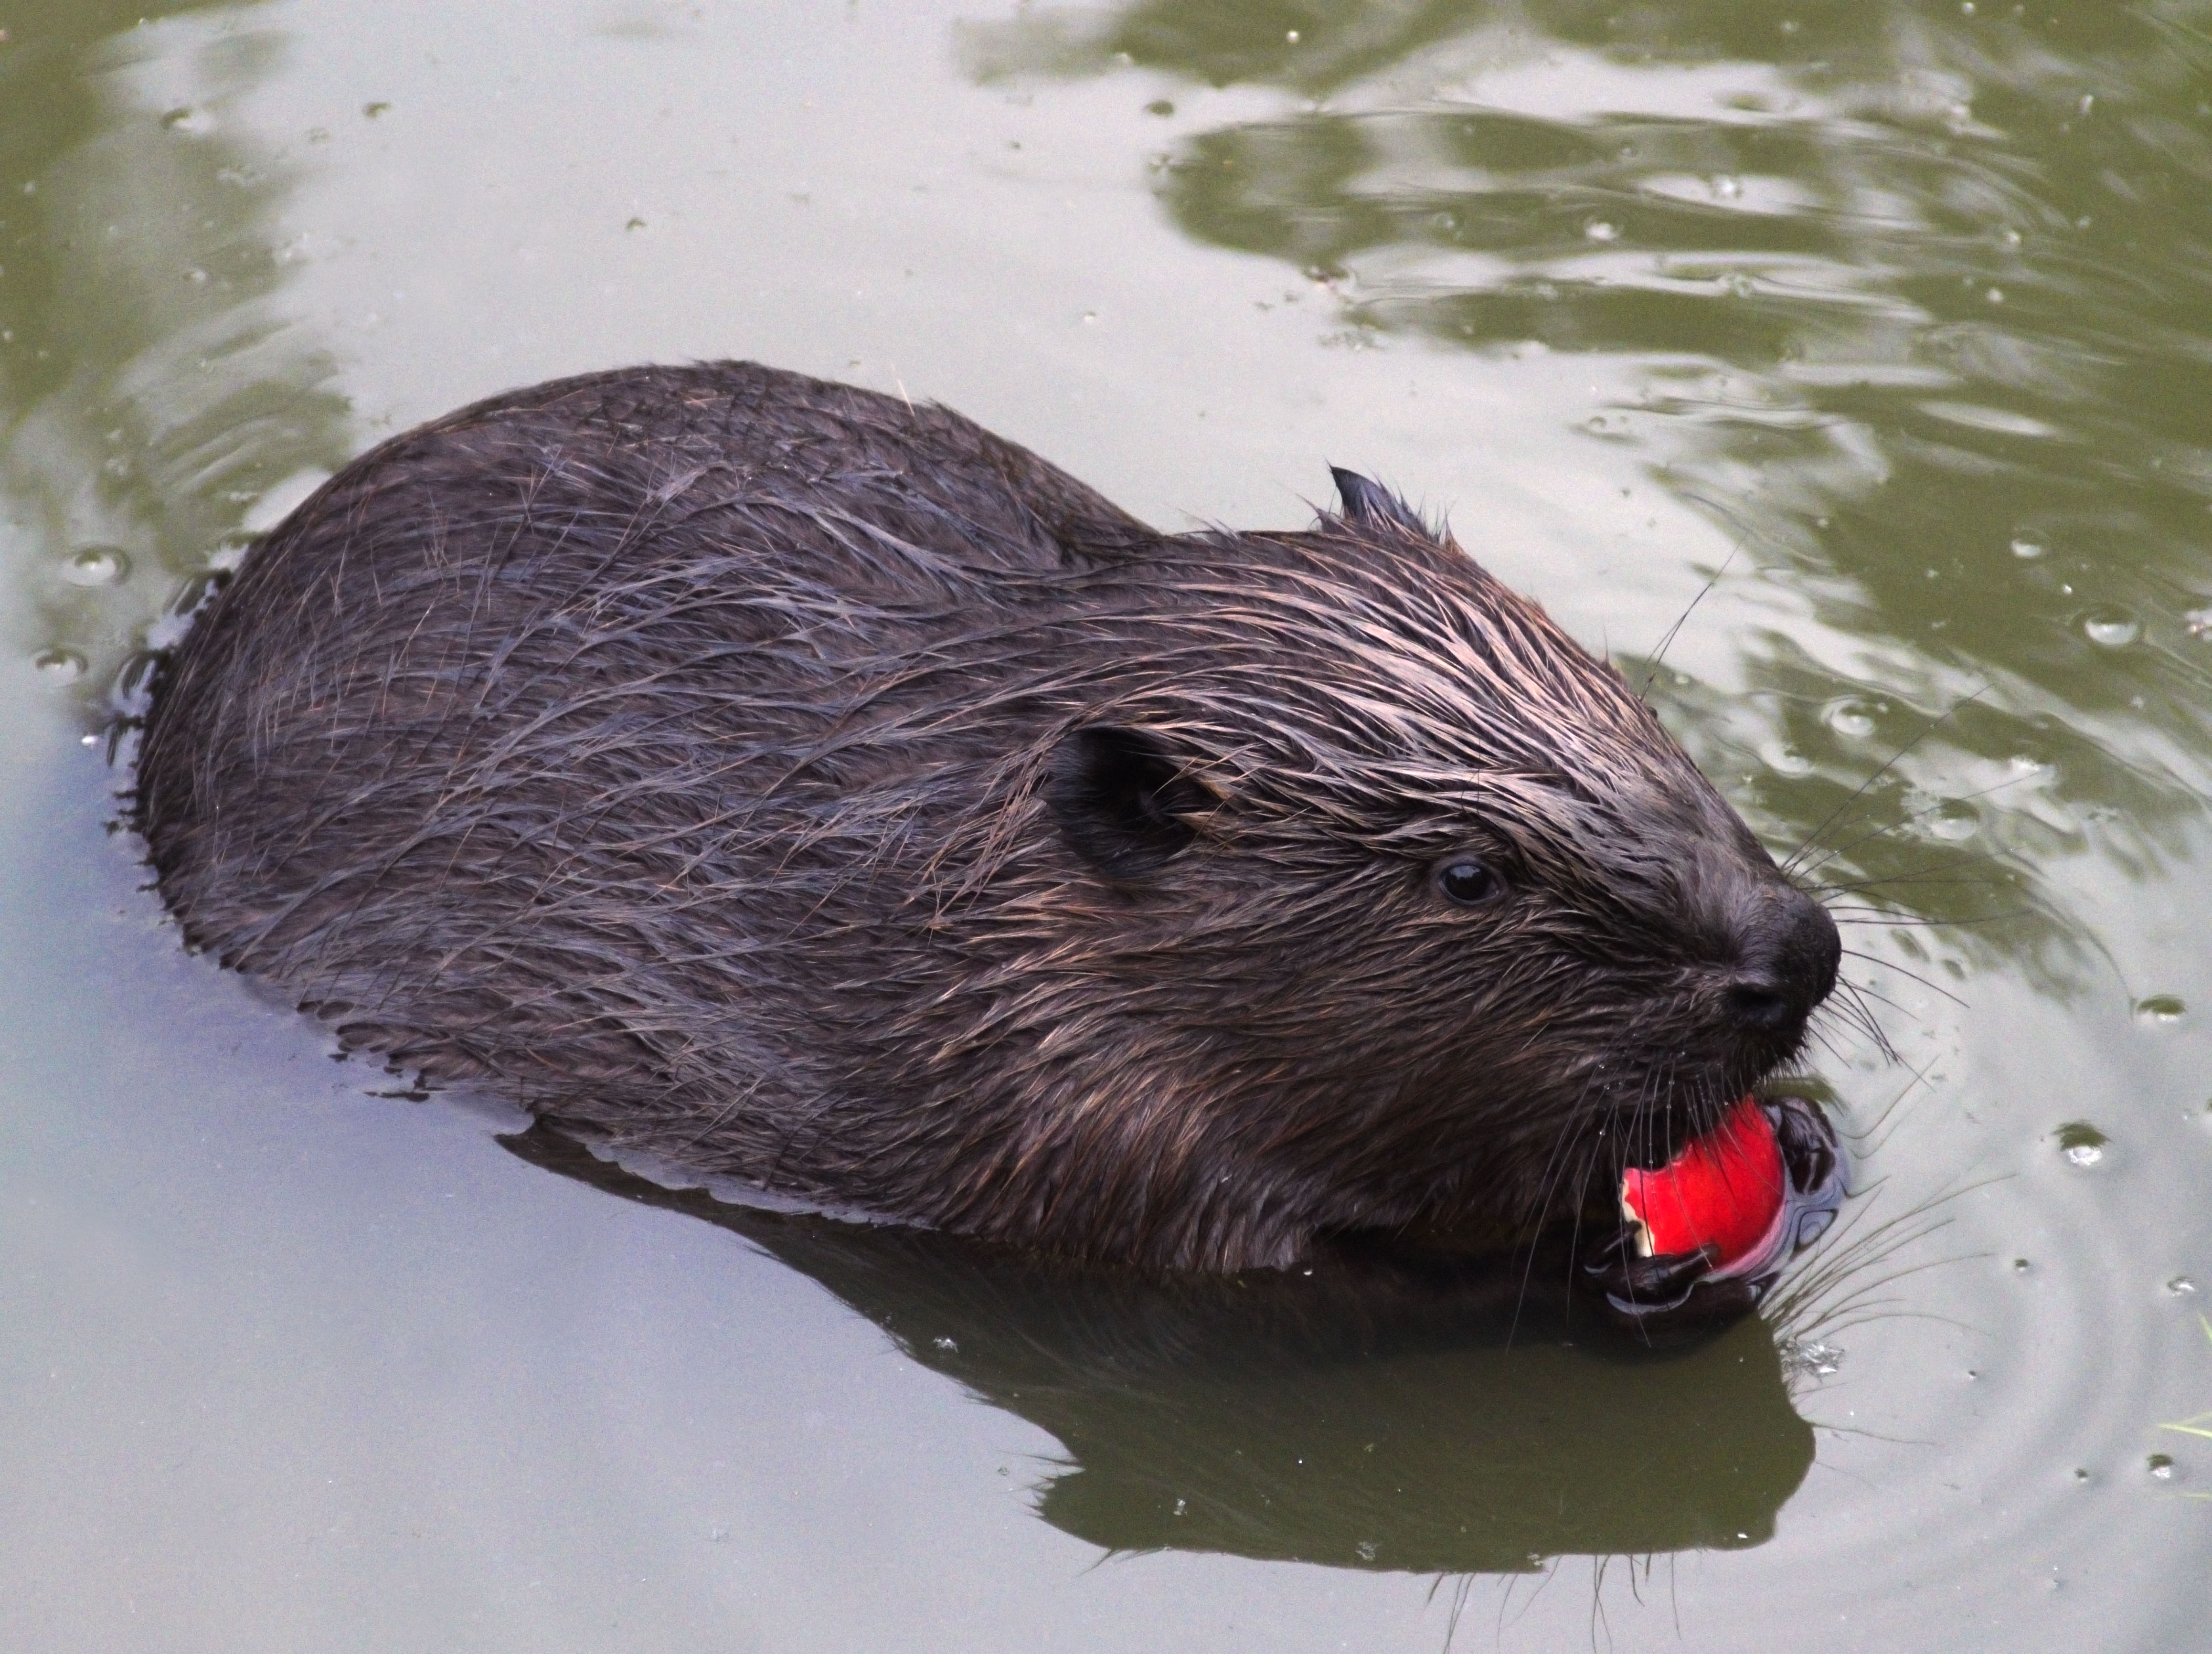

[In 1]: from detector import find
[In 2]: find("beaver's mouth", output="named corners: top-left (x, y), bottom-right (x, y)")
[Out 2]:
top-left (1581, 1091), bottom-right (1847, 1337)
top-left (1600, 1056), bottom-right (1797, 1175)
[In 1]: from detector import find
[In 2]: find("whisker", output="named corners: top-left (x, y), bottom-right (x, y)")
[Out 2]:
top-left (1783, 685), bottom-right (1988, 876)
top-left (1839, 948), bottom-right (1968, 1008)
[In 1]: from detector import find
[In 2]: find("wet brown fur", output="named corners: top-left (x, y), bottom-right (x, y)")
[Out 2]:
top-left (133, 362), bottom-right (1837, 1272)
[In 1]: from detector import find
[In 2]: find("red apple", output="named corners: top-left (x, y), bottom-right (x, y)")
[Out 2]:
top-left (1620, 1095), bottom-right (1788, 1272)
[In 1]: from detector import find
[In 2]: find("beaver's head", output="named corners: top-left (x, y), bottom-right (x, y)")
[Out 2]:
top-left (906, 475), bottom-right (1837, 1272)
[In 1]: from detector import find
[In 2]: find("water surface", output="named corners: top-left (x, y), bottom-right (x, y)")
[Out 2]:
top-left (5, 2), bottom-right (2211, 1648)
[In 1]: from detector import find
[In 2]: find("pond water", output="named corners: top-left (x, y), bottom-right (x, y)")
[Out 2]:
top-left (5, 1), bottom-right (2212, 1648)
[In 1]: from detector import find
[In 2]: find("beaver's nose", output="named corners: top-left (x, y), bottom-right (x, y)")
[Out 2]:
top-left (1725, 883), bottom-right (1840, 1036)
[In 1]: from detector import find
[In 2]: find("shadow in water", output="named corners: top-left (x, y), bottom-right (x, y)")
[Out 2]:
top-left (503, 1122), bottom-right (1814, 1573)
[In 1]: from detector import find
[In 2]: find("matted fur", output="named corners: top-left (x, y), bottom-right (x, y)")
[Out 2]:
top-left (134, 362), bottom-right (1836, 1272)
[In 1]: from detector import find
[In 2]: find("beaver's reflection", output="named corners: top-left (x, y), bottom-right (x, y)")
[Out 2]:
top-left (500, 1122), bottom-right (1812, 1573)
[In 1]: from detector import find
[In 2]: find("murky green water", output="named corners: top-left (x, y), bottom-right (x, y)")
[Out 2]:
top-left (5, 1), bottom-right (2211, 1647)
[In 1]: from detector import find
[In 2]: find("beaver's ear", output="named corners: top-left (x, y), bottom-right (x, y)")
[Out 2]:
top-left (1046, 725), bottom-right (1211, 880)
top-left (1330, 467), bottom-right (1428, 537)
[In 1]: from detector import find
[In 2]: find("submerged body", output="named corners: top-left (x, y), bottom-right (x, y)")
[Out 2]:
top-left (135, 362), bottom-right (1838, 1273)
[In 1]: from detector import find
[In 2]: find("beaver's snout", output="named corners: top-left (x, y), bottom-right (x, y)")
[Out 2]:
top-left (1723, 883), bottom-right (1840, 1042)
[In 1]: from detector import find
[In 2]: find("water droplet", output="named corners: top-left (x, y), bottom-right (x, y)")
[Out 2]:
top-left (1355, 1540), bottom-right (1379, 1561)
top-left (2187, 608), bottom-right (2212, 639)
top-left (2000, 225), bottom-right (2021, 246)
top-left (2055, 1120), bottom-right (2108, 1166)
top-left (932, 1335), bottom-right (958, 1352)
top-left (2167, 1276), bottom-right (2197, 1296)
top-left (1759, 741), bottom-right (1814, 777)
top-left (1823, 698), bottom-right (1879, 739)
top-left (1780, 1337), bottom-right (1844, 1379)
top-left (1284, 28), bottom-right (1299, 42)
top-left (161, 106), bottom-right (213, 134)
top-left (1925, 800), bottom-right (1979, 841)
top-left (2073, 1467), bottom-right (2091, 1483)
top-left (2149, 1454), bottom-right (2175, 1479)
top-left (1081, 310), bottom-right (1097, 323)
top-left (2010, 531), bottom-right (2046, 559)
top-left (1584, 219), bottom-right (1620, 243)
top-left (183, 266), bottom-right (209, 284)
top-left (1172, 1497), bottom-right (1187, 1516)
top-left (32, 647), bottom-right (85, 682)
top-left (2134, 995), bottom-right (2186, 1024)
top-left (708, 1523), bottom-right (730, 1541)
top-left (2013, 1257), bottom-right (2032, 1272)
top-left (1144, 99), bottom-right (1174, 117)
top-left (1985, 286), bottom-right (2005, 304)
top-left (1711, 174), bottom-right (1742, 199)
top-left (2081, 608), bottom-right (2142, 649)
top-left (63, 546), bottom-right (128, 586)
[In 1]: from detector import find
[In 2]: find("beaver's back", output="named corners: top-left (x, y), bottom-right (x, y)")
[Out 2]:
top-left (136, 362), bottom-right (1149, 1129)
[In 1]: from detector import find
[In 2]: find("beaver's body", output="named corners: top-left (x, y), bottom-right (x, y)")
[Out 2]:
top-left (135, 362), bottom-right (1837, 1272)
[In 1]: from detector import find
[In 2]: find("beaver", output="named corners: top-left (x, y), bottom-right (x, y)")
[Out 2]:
top-left (132, 361), bottom-right (1840, 1280)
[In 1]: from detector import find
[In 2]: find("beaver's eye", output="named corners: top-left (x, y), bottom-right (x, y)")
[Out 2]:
top-left (1434, 857), bottom-right (1502, 907)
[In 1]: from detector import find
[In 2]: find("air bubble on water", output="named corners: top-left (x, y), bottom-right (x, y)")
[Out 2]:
top-left (1585, 219), bottom-right (1620, 242)
top-left (2134, 995), bottom-right (2185, 1024)
top-left (2012, 1257), bottom-right (2031, 1272)
top-left (2167, 1276), bottom-right (2197, 1296)
top-left (1759, 741), bottom-right (1814, 777)
top-left (2149, 1455), bottom-right (2175, 1480)
top-left (2055, 1120), bottom-right (2108, 1166)
top-left (932, 1335), bottom-right (958, 1352)
top-left (2187, 608), bottom-right (2212, 639)
top-left (1823, 697), bottom-right (1879, 738)
top-left (1923, 799), bottom-right (1978, 841)
top-left (63, 546), bottom-right (128, 586)
top-left (2081, 608), bottom-right (2141, 649)
top-left (1355, 1540), bottom-right (1379, 1561)
top-left (32, 647), bottom-right (85, 682)
top-left (161, 106), bottom-right (213, 134)
top-left (1985, 287), bottom-right (2004, 304)
top-left (1172, 1497), bottom-right (1188, 1516)
top-left (2010, 531), bottom-right (2046, 558)
top-left (2000, 226), bottom-right (2021, 246)
top-left (1711, 174), bottom-right (1742, 199)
